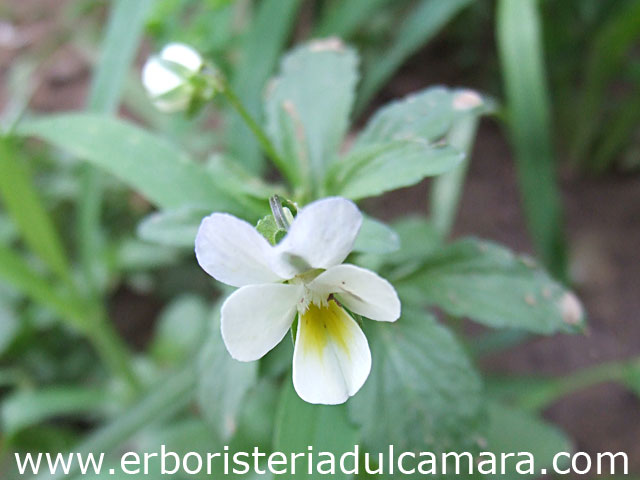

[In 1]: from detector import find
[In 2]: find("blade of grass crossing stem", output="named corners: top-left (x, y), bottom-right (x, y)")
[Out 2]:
top-left (0, 138), bottom-right (72, 283)
top-left (226, 0), bottom-right (301, 172)
top-left (570, 0), bottom-right (640, 169)
top-left (496, 0), bottom-right (567, 280)
top-left (0, 244), bottom-right (87, 326)
top-left (430, 113), bottom-right (481, 237)
top-left (79, 0), bottom-right (153, 294)
top-left (355, 0), bottom-right (472, 114)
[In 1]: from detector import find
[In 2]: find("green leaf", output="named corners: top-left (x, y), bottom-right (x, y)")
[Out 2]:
top-left (624, 362), bottom-right (640, 398)
top-left (274, 381), bottom-right (359, 480)
top-left (349, 309), bottom-right (483, 456)
top-left (1, 387), bottom-right (110, 436)
top-left (227, 0), bottom-right (302, 171)
top-left (33, 366), bottom-right (197, 480)
top-left (483, 402), bottom-right (571, 479)
top-left (497, 0), bottom-right (567, 278)
top-left (430, 93), bottom-right (491, 236)
top-left (0, 301), bottom-right (19, 355)
top-left (206, 154), bottom-right (282, 205)
top-left (356, 0), bottom-right (473, 112)
top-left (0, 138), bottom-right (71, 281)
top-left (197, 312), bottom-right (258, 441)
top-left (114, 238), bottom-right (183, 272)
top-left (0, 244), bottom-right (88, 328)
top-left (334, 86), bottom-right (490, 201)
top-left (355, 86), bottom-right (464, 146)
top-left (16, 114), bottom-right (238, 211)
top-left (352, 215), bottom-right (399, 254)
top-left (356, 217), bottom-right (442, 274)
top-left (150, 295), bottom-right (209, 365)
top-left (397, 238), bottom-right (586, 334)
top-left (332, 140), bottom-right (463, 200)
top-left (265, 40), bottom-right (359, 189)
top-left (255, 214), bottom-right (287, 246)
top-left (137, 207), bottom-right (209, 248)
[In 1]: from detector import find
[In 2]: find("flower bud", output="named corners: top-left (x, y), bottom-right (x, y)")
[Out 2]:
top-left (142, 43), bottom-right (205, 113)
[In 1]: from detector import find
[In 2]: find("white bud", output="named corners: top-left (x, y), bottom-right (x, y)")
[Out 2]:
top-left (142, 43), bottom-right (203, 112)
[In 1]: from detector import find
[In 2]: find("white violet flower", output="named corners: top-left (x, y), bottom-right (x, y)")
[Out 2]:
top-left (142, 43), bottom-right (203, 112)
top-left (195, 197), bottom-right (401, 405)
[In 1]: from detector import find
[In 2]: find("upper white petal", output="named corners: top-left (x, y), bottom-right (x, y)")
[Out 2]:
top-left (142, 57), bottom-right (184, 97)
top-left (292, 302), bottom-right (371, 405)
top-left (272, 197), bottom-right (362, 277)
top-left (309, 264), bottom-right (400, 322)
top-left (221, 283), bottom-right (303, 361)
top-left (160, 43), bottom-right (203, 72)
top-left (195, 213), bottom-right (282, 287)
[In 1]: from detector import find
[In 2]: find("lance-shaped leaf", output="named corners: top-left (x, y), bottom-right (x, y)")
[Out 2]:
top-left (265, 39), bottom-right (358, 187)
top-left (16, 114), bottom-right (239, 212)
top-left (349, 309), bottom-right (484, 457)
top-left (396, 238), bottom-right (586, 334)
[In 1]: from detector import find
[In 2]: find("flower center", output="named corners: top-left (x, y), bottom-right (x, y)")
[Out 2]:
top-left (289, 269), bottom-right (326, 313)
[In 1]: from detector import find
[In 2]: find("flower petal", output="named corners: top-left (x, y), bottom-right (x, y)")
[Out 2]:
top-left (221, 283), bottom-right (303, 361)
top-left (142, 57), bottom-right (184, 97)
top-left (292, 301), bottom-right (371, 404)
top-left (272, 197), bottom-right (362, 277)
top-left (195, 213), bottom-right (282, 287)
top-left (160, 43), bottom-right (203, 72)
top-left (309, 264), bottom-right (400, 322)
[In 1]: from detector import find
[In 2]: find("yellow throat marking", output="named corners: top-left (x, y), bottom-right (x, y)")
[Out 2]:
top-left (299, 300), bottom-right (353, 357)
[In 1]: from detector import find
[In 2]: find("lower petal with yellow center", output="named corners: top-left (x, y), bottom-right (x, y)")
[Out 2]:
top-left (292, 300), bottom-right (371, 405)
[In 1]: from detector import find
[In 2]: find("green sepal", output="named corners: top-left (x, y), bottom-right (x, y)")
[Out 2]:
top-left (256, 214), bottom-right (287, 246)
top-left (290, 314), bottom-right (299, 346)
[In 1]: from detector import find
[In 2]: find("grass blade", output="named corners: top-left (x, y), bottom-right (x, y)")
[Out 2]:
top-left (591, 89), bottom-right (640, 172)
top-left (226, 0), bottom-right (302, 172)
top-left (86, 0), bottom-right (153, 114)
top-left (0, 137), bottom-right (71, 282)
top-left (569, 0), bottom-right (640, 167)
top-left (80, 0), bottom-right (153, 293)
top-left (496, 0), bottom-right (567, 279)
top-left (355, 0), bottom-right (472, 113)
top-left (430, 113), bottom-right (482, 237)
top-left (314, 0), bottom-right (390, 38)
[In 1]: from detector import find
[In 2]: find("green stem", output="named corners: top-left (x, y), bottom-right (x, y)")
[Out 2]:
top-left (218, 79), bottom-right (290, 182)
top-left (519, 357), bottom-right (640, 411)
top-left (430, 113), bottom-right (480, 237)
top-left (86, 308), bottom-right (141, 392)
